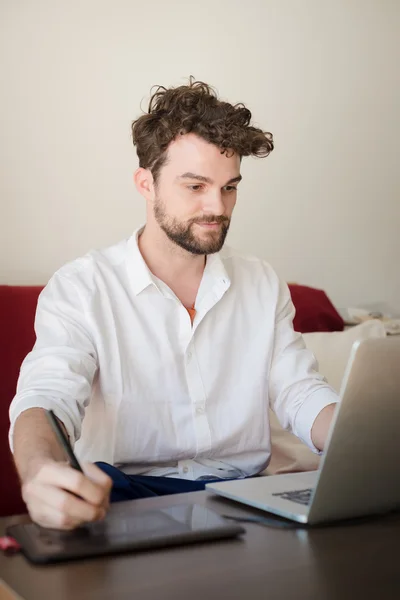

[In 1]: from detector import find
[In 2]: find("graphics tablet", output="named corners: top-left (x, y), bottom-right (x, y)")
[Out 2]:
top-left (7, 503), bottom-right (245, 564)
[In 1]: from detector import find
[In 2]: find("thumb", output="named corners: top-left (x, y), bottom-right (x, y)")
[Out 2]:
top-left (82, 462), bottom-right (113, 494)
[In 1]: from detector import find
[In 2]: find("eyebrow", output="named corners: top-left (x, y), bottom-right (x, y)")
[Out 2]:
top-left (177, 172), bottom-right (242, 185)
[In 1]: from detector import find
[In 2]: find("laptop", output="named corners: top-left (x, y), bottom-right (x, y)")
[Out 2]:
top-left (207, 336), bottom-right (400, 525)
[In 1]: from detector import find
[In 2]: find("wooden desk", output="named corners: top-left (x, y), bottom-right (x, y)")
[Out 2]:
top-left (1, 491), bottom-right (399, 600)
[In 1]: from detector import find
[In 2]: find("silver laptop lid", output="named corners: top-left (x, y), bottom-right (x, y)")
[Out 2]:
top-left (307, 336), bottom-right (400, 524)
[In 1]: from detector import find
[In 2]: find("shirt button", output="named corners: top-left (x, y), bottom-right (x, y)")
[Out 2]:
top-left (183, 466), bottom-right (189, 473)
top-left (196, 406), bottom-right (204, 414)
top-left (187, 351), bottom-right (192, 361)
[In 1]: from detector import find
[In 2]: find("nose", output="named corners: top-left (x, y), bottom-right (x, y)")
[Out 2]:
top-left (201, 190), bottom-right (225, 216)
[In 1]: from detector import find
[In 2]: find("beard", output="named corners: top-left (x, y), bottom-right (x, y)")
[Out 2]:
top-left (154, 197), bottom-right (230, 255)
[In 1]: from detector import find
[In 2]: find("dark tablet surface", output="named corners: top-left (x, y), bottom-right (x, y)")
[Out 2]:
top-left (7, 503), bottom-right (245, 564)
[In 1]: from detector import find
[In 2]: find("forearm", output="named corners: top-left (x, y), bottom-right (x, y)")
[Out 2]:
top-left (12, 408), bottom-right (112, 530)
top-left (13, 408), bottom-right (68, 482)
top-left (310, 403), bottom-right (337, 452)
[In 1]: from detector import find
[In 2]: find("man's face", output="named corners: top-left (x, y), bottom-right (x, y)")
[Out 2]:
top-left (151, 134), bottom-right (241, 255)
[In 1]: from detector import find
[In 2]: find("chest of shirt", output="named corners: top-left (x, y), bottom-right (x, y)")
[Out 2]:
top-left (85, 280), bottom-right (276, 405)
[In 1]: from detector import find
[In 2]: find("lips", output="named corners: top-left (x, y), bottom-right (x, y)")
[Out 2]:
top-left (196, 222), bottom-right (221, 228)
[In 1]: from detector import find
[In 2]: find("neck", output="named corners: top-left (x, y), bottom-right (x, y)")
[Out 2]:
top-left (138, 221), bottom-right (206, 289)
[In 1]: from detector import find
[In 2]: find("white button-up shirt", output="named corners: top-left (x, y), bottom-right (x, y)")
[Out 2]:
top-left (9, 227), bottom-right (338, 480)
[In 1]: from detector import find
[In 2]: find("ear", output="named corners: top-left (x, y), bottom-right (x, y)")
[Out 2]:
top-left (134, 167), bottom-right (155, 202)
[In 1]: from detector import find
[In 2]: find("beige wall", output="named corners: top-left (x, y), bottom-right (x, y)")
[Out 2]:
top-left (1, 0), bottom-right (399, 310)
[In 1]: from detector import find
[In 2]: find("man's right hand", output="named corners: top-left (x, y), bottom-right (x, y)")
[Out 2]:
top-left (21, 460), bottom-right (113, 530)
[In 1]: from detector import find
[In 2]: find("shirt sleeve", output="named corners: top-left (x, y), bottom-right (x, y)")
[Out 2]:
top-left (268, 278), bottom-right (339, 453)
top-left (8, 271), bottom-right (98, 451)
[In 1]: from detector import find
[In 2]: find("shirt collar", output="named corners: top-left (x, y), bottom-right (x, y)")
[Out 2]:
top-left (127, 226), bottom-right (156, 296)
top-left (127, 225), bottom-right (231, 297)
top-left (196, 250), bottom-right (231, 308)
top-left (204, 250), bottom-right (230, 285)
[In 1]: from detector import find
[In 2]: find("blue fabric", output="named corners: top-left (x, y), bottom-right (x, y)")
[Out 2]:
top-left (95, 461), bottom-right (232, 503)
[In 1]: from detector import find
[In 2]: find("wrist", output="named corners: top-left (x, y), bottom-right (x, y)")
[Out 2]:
top-left (311, 403), bottom-right (337, 451)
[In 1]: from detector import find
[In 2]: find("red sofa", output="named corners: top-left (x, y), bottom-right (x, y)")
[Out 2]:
top-left (1, 286), bottom-right (44, 517)
top-left (0, 283), bottom-right (343, 517)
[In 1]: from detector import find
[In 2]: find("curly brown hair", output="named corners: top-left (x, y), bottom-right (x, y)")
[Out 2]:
top-left (131, 77), bottom-right (274, 183)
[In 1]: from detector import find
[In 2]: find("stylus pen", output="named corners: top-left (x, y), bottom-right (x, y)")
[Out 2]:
top-left (45, 409), bottom-right (83, 473)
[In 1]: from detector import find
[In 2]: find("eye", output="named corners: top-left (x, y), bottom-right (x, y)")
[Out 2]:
top-left (188, 185), bottom-right (204, 192)
top-left (223, 186), bottom-right (238, 193)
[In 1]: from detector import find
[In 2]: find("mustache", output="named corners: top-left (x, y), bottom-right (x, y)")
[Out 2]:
top-left (190, 215), bottom-right (230, 225)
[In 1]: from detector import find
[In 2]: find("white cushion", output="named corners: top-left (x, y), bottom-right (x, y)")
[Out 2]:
top-left (264, 320), bottom-right (386, 475)
top-left (302, 319), bottom-right (386, 392)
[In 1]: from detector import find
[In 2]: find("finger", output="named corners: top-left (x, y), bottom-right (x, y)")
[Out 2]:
top-left (26, 484), bottom-right (85, 530)
top-left (28, 480), bottom-right (106, 524)
top-left (29, 503), bottom-right (82, 530)
top-left (83, 463), bottom-right (113, 493)
top-left (83, 463), bottom-right (112, 508)
top-left (37, 463), bottom-right (108, 507)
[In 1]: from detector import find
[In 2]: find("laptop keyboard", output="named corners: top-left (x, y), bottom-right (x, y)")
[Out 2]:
top-left (272, 488), bottom-right (312, 506)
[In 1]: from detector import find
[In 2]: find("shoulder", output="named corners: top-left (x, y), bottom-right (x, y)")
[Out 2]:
top-left (43, 237), bottom-right (130, 298)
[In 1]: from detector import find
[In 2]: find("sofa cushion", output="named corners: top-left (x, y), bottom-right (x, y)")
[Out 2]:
top-left (265, 320), bottom-right (387, 475)
top-left (302, 319), bottom-right (386, 392)
top-left (288, 284), bottom-right (344, 333)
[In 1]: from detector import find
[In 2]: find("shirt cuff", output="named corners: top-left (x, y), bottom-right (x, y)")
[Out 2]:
top-left (9, 396), bottom-right (78, 453)
top-left (293, 387), bottom-right (339, 453)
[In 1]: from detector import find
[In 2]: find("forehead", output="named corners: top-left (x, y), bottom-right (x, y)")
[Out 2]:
top-left (163, 133), bottom-right (240, 181)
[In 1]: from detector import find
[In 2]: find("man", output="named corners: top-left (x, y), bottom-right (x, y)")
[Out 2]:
top-left (9, 79), bottom-right (338, 530)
